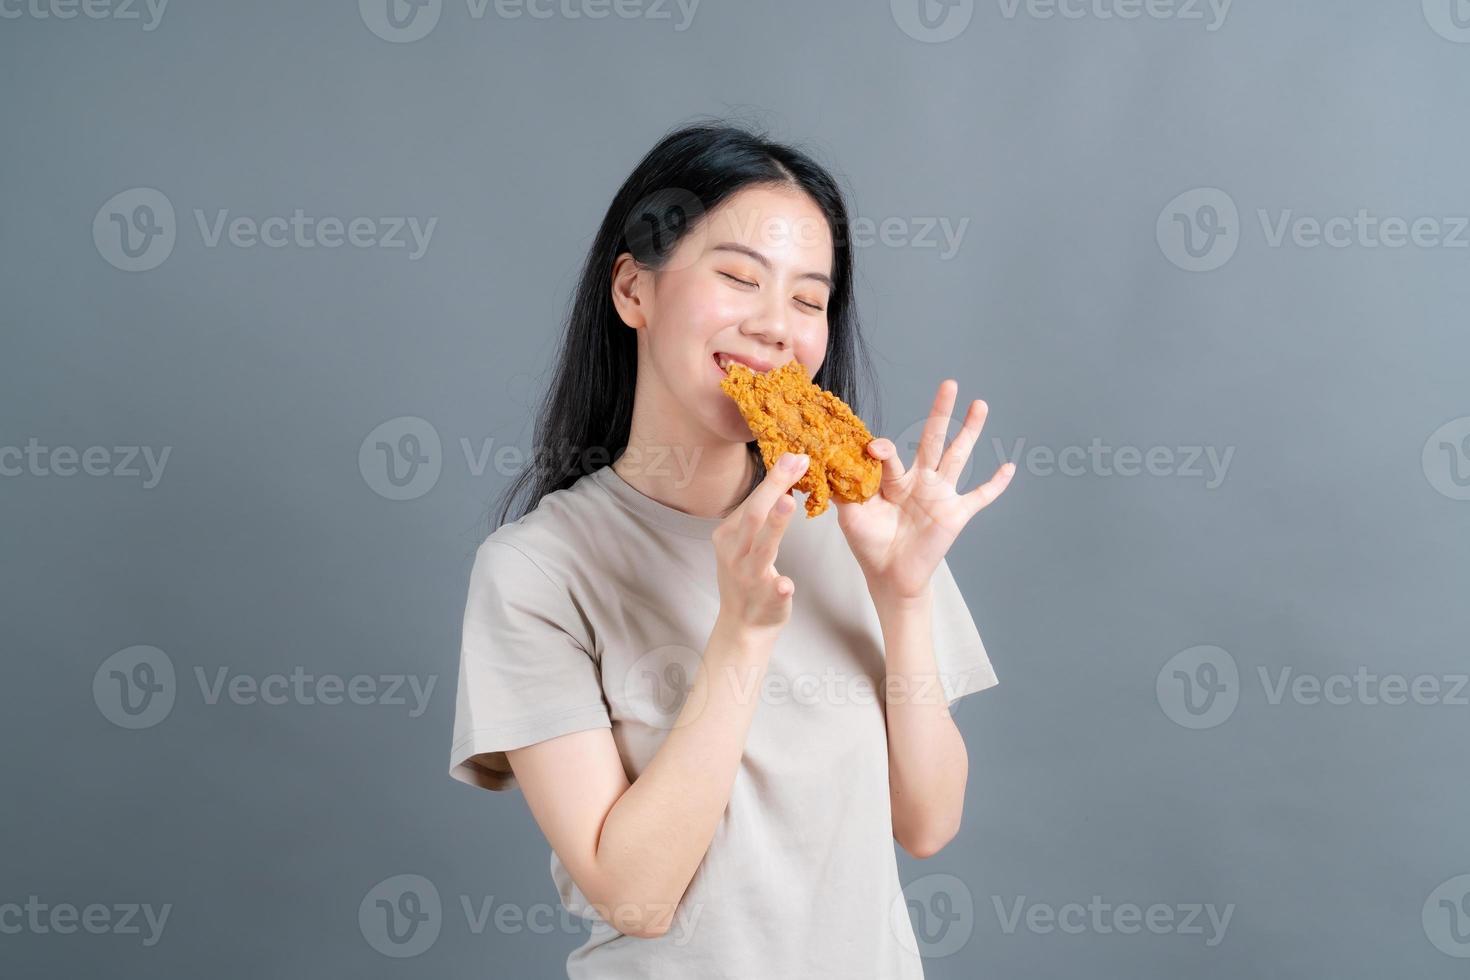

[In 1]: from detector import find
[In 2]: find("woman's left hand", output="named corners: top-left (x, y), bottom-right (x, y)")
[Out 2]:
top-left (834, 379), bottom-right (1015, 603)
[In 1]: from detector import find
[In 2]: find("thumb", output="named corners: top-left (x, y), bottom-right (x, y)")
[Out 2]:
top-left (869, 438), bottom-right (906, 489)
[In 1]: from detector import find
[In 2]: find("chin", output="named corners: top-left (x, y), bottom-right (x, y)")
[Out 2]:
top-left (711, 403), bottom-right (756, 444)
top-left (715, 422), bottom-right (755, 446)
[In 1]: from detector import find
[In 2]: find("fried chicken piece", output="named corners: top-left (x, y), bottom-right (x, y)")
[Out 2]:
top-left (719, 359), bottom-right (881, 518)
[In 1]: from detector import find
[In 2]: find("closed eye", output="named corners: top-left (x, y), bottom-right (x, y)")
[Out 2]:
top-left (722, 272), bottom-right (825, 312)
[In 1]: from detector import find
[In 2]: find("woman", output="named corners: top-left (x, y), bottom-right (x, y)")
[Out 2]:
top-left (448, 120), bottom-right (1015, 978)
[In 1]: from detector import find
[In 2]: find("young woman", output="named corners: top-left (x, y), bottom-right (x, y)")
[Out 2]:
top-left (448, 121), bottom-right (1015, 978)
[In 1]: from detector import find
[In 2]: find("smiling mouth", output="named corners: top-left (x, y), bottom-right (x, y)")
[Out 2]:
top-left (714, 352), bottom-right (776, 375)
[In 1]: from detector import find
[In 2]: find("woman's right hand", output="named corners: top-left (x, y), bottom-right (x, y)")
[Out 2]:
top-left (712, 451), bottom-right (810, 637)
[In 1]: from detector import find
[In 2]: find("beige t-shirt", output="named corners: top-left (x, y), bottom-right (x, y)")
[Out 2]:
top-left (448, 463), bottom-right (998, 979)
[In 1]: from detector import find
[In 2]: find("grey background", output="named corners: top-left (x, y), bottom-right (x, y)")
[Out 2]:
top-left (3, 0), bottom-right (1468, 976)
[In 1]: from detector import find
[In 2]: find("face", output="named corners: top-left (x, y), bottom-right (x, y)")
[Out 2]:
top-left (612, 184), bottom-right (835, 445)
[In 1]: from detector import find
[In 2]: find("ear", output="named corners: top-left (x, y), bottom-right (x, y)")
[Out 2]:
top-left (610, 252), bottom-right (648, 330)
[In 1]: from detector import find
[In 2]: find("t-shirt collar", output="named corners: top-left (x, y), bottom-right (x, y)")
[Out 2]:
top-left (589, 464), bottom-right (729, 539)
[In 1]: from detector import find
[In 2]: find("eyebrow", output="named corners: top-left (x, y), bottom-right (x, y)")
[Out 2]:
top-left (710, 242), bottom-right (834, 291)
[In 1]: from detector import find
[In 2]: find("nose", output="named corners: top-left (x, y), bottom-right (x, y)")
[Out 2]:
top-left (738, 294), bottom-right (792, 351)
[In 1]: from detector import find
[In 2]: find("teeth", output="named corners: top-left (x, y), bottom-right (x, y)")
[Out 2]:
top-left (717, 354), bottom-right (736, 373)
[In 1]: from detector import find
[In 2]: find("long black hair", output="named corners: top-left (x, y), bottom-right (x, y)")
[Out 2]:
top-left (492, 118), bottom-right (881, 528)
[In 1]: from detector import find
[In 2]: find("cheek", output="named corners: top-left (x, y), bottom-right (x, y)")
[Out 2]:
top-left (798, 325), bottom-right (829, 372)
top-left (668, 286), bottom-right (738, 345)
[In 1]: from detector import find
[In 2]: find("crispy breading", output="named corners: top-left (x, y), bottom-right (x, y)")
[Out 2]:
top-left (719, 359), bottom-right (881, 518)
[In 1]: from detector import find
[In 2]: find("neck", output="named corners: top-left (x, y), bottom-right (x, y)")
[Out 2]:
top-left (613, 418), bottom-right (755, 521)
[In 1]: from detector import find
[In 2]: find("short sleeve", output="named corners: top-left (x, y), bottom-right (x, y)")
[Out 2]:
top-left (448, 539), bottom-right (611, 792)
top-left (930, 557), bottom-right (999, 707)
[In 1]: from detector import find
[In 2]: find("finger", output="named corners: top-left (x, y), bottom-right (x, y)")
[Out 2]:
top-left (961, 461), bottom-right (1016, 520)
top-left (915, 379), bottom-right (958, 472)
top-left (749, 489), bottom-right (797, 568)
top-left (939, 399), bottom-right (987, 486)
top-left (868, 437), bottom-right (907, 491)
top-left (735, 452), bottom-right (808, 551)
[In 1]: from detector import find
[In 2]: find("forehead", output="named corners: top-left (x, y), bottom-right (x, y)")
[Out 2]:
top-left (700, 185), bottom-right (834, 265)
